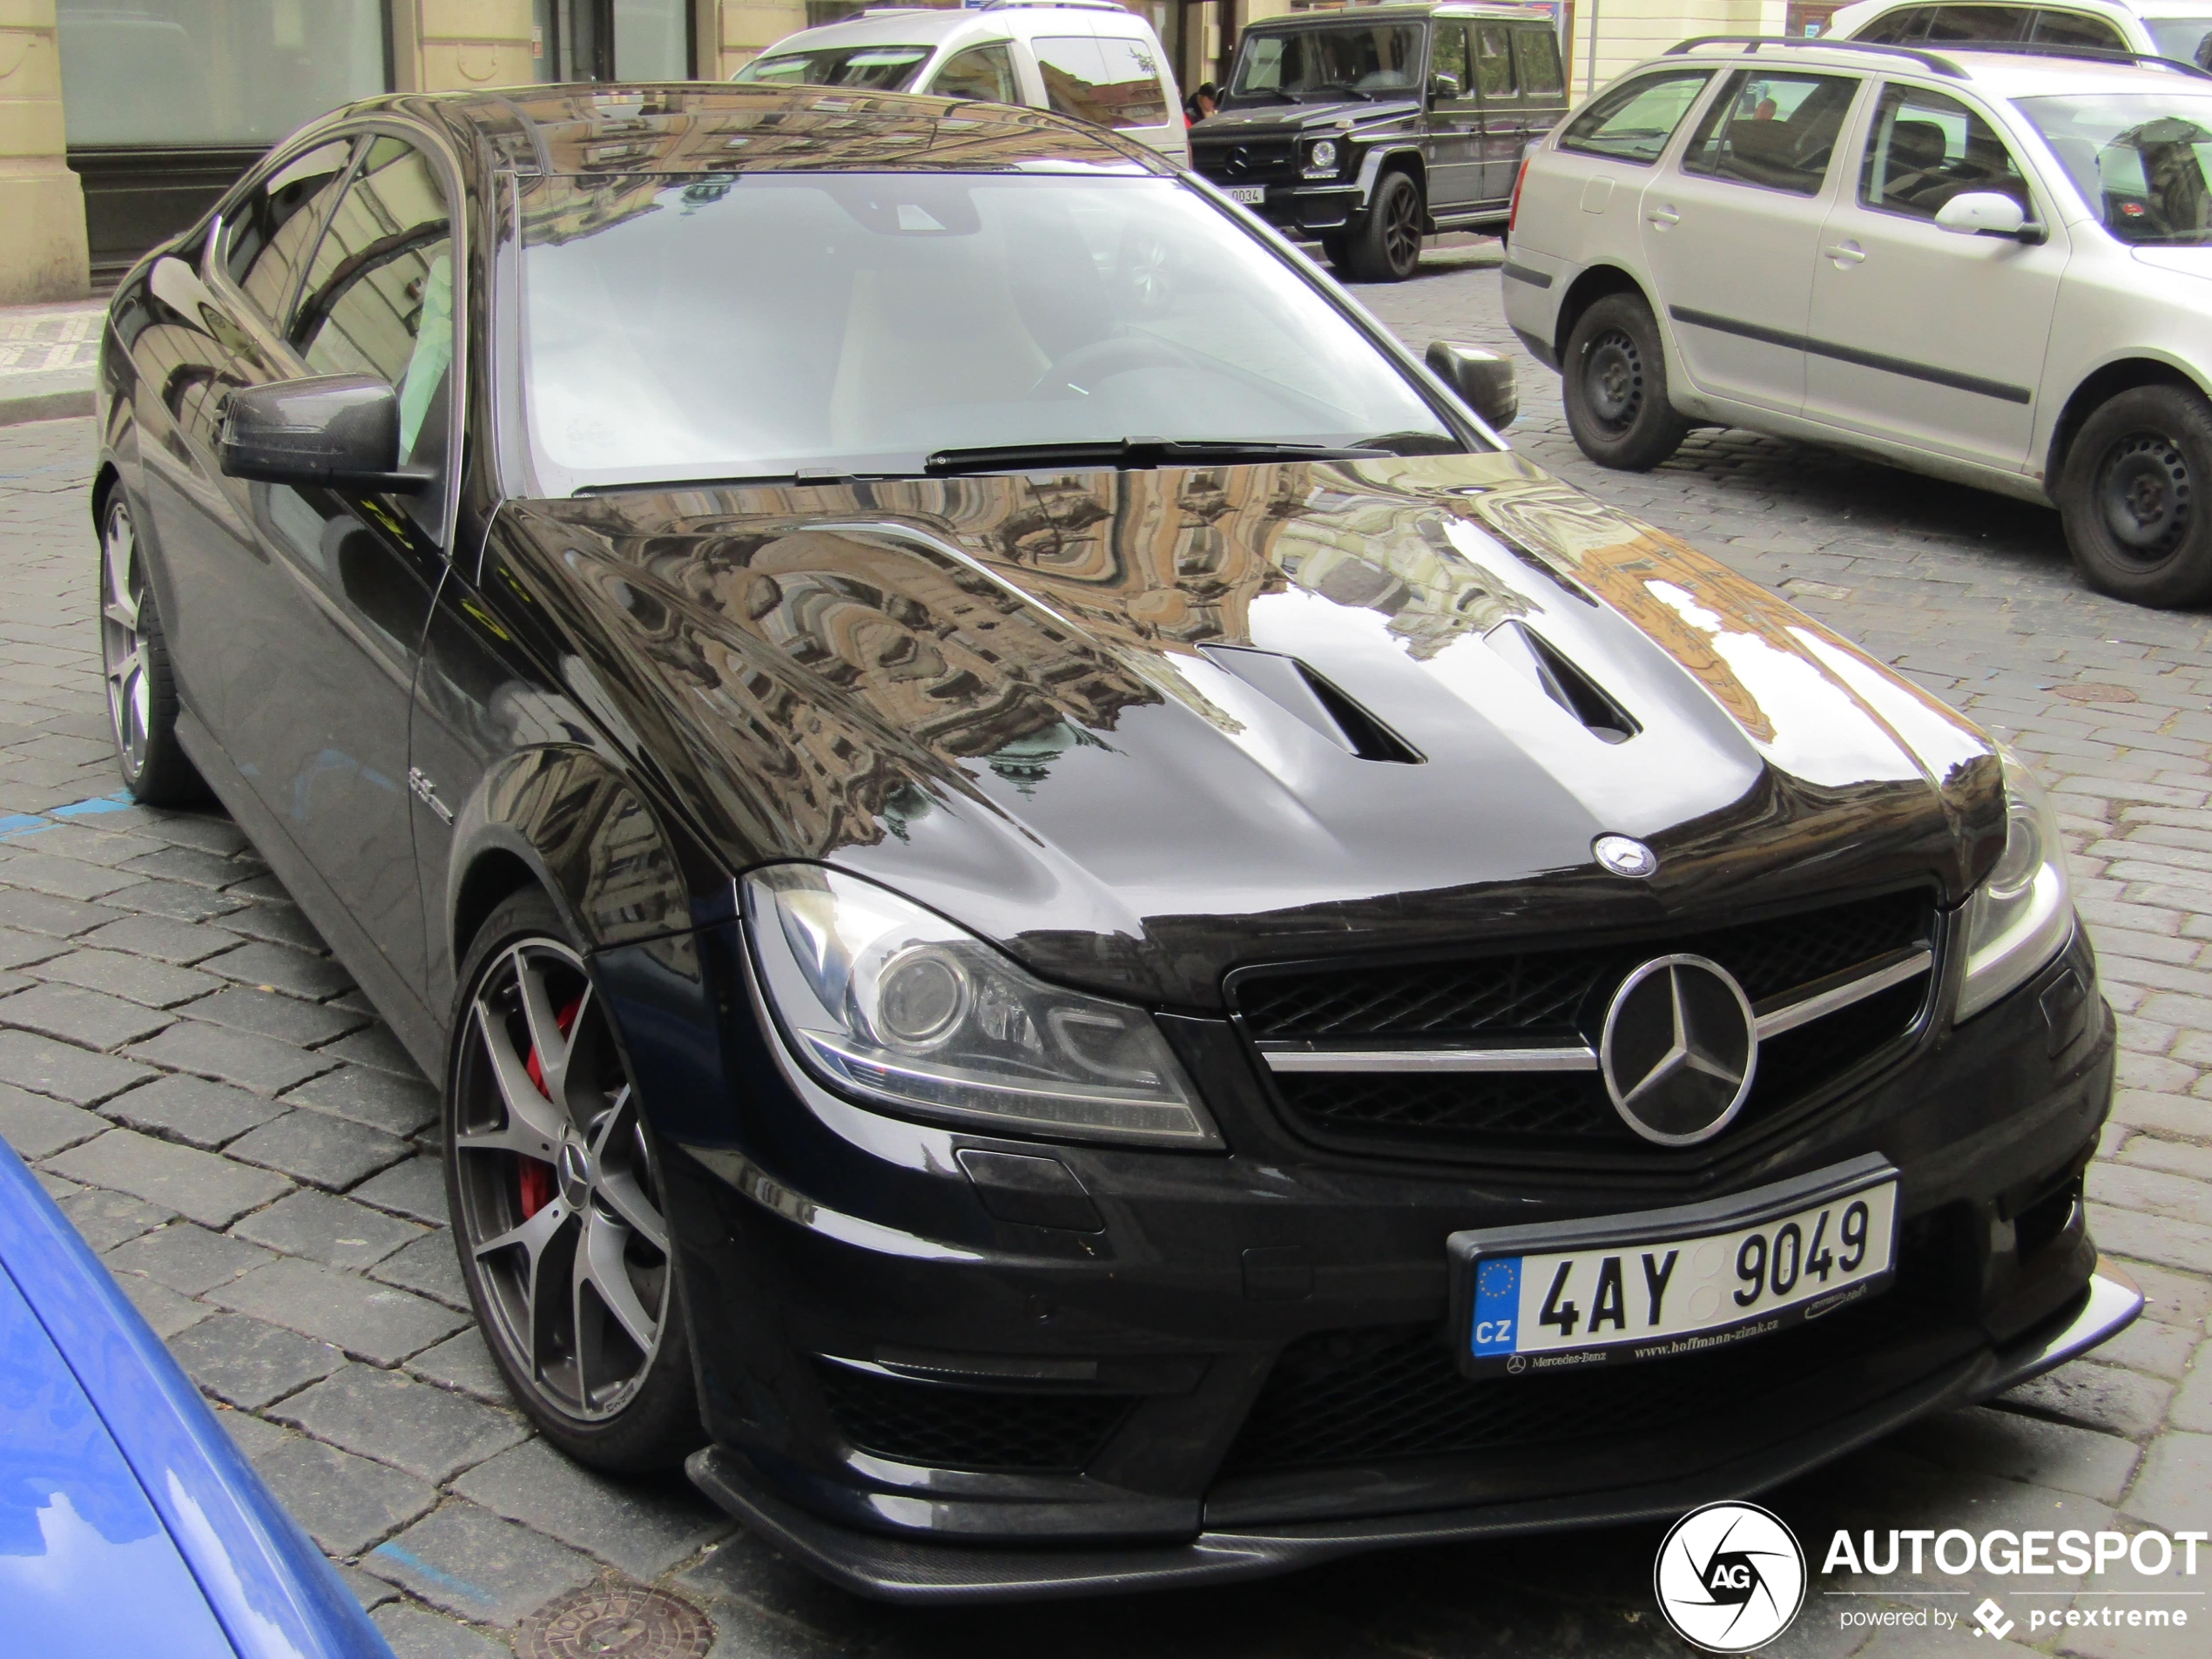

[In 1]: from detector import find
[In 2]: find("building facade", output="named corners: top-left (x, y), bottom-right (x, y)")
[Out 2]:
top-left (3, 0), bottom-right (1793, 306)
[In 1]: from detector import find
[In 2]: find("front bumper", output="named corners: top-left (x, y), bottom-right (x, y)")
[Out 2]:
top-left (1208, 179), bottom-right (1364, 235)
top-left (618, 925), bottom-right (2120, 1601)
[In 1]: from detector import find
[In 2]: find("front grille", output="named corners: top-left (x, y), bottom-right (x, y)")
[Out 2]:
top-left (1239, 890), bottom-right (1936, 1159)
top-left (1221, 1292), bottom-right (1952, 1476)
top-left (813, 1362), bottom-right (1133, 1473)
top-left (1192, 139), bottom-right (1298, 184)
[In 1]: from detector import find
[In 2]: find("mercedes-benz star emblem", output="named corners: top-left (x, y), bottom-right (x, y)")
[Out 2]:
top-left (1594, 833), bottom-right (1658, 878)
top-left (1600, 954), bottom-right (1757, 1145)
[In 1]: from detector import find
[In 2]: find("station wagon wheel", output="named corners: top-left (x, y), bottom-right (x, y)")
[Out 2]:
top-left (97, 491), bottom-right (206, 806)
top-left (446, 890), bottom-right (701, 1471)
top-left (2060, 384), bottom-right (2212, 609)
top-left (1345, 171), bottom-right (1424, 283)
top-left (1561, 291), bottom-right (1689, 473)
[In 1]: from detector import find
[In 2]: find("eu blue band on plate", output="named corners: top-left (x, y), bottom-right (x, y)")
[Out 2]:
top-left (1471, 1256), bottom-right (1521, 1356)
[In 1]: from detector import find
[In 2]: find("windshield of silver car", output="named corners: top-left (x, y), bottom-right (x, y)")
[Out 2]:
top-left (2143, 18), bottom-right (2212, 68)
top-left (516, 172), bottom-right (1463, 493)
top-left (1227, 25), bottom-right (1424, 101)
top-left (732, 46), bottom-right (930, 90)
top-left (2016, 94), bottom-right (2212, 245)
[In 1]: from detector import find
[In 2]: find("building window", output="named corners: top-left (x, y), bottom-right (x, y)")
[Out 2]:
top-left (57, 0), bottom-right (392, 147)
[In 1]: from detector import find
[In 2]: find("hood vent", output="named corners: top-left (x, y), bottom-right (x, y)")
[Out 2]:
top-left (1487, 622), bottom-right (1640, 745)
top-left (1200, 646), bottom-right (1424, 764)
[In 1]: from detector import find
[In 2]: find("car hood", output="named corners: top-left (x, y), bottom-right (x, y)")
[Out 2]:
top-left (493, 453), bottom-right (2004, 1008)
top-left (1193, 98), bottom-right (1418, 141)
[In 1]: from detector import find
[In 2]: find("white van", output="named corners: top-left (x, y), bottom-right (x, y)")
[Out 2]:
top-left (1830, 0), bottom-right (2212, 66)
top-left (733, 0), bottom-right (1190, 164)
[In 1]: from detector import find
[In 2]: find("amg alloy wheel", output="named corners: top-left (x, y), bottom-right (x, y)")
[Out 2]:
top-left (447, 890), bottom-right (700, 1469)
top-left (98, 492), bottom-right (206, 805)
top-left (1344, 171), bottom-right (1424, 283)
top-left (2060, 384), bottom-right (2212, 608)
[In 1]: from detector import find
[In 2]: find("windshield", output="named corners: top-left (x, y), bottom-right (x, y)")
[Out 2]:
top-left (732, 45), bottom-right (930, 90)
top-left (517, 173), bottom-right (1461, 493)
top-left (2145, 17), bottom-right (2212, 66)
top-left (2016, 93), bottom-right (2212, 244)
top-left (1227, 26), bottom-right (1425, 102)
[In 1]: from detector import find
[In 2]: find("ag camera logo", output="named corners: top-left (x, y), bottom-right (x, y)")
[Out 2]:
top-left (1655, 1501), bottom-right (1808, 1652)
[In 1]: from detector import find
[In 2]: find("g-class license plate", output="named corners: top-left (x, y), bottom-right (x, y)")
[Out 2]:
top-left (1224, 185), bottom-right (1265, 204)
top-left (1448, 1159), bottom-right (1898, 1378)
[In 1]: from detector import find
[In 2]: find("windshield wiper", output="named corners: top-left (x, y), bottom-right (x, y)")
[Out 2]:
top-left (923, 438), bottom-right (1389, 476)
top-left (1298, 83), bottom-right (1374, 102)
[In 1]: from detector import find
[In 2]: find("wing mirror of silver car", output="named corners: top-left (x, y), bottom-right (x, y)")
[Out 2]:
top-left (218, 374), bottom-right (434, 494)
top-left (1934, 192), bottom-right (2047, 246)
top-left (1425, 341), bottom-right (1518, 430)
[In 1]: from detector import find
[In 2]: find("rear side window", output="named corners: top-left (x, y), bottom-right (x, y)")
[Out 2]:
top-left (931, 42), bottom-right (1020, 104)
top-left (2029, 10), bottom-right (2129, 48)
top-left (1474, 24), bottom-right (1516, 100)
top-left (1035, 35), bottom-right (1170, 129)
top-left (221, 138), bottom-right (354, 323)
top-left (1854, 7), bottom-right (1934, 42)
top-left (1858, 83), bottom-right (2031, 216)
top-left (1514, 26), bottom-right (1566, 97)
top-left (1682, 71), bottom-right (1860, 194)
top-left (1557, 70), bottom-right (1712, 164)
top-left (1921, 5), bottom-right (2035, 41)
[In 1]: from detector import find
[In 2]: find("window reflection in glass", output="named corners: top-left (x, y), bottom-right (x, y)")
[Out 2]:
top-left (929, 44), bottom-right (1021, 105)
top-left (1035, 37), bottom-right (1170, 128)
top-left (516, 173), bottom-right (1460, 493)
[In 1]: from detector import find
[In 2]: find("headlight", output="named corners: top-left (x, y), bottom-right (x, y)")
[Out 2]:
top-left (745, 865), bottom-right (1220, 1147)
top-left (1305, 138), bottom-right (1339, 177)
top-left (1957, 752), bottom-right (2074, 1021)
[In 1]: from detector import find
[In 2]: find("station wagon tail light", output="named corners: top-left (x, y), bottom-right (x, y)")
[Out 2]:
top-left (1509, 152), bottom-right (1534, 233)
top-left (1957, 752), bottom-right (2074, 1021)
top-left (744, 864), bottom-right (1221, 1148)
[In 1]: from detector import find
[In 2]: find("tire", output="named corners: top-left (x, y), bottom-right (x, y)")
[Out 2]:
top-left (1320, 232), bottom-right (1352, 274)
top-left (1342, 171), bottom-right (1424, 283)
top-left (1561, 291), bottom-right (1691, 472)
top-left (2058, 384), bottom-right (2212, 609)
top-left (445, 888), bottom-right (703, 1472)
top-left (98, 491), bottom-right (208, 806)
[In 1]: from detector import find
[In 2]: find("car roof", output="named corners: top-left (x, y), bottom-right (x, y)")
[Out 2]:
top-left (1244, 2), bottom-right (1557, 24)
top-left (752, 0), bottom-right (1154, 54)
top-left (1659, 36), bottom-right (2212, 94)
top-left (396, 83), bottom-right (1161, 179)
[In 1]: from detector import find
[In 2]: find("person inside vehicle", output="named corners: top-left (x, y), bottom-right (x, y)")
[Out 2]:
top-left (1186, 81), bottom-right (1219, 122)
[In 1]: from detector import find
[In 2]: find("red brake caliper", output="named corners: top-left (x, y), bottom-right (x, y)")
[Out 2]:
top-left (516, 996), bottom-right (583, 1219)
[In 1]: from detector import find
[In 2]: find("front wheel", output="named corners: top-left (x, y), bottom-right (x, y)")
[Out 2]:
top-left (2059, 384), bottom-right (2212, 608)
top-left (445, 888), bottom-right (703, 1472)
top-left (98, 492), bottom-right (207, 806)
top-left (1342, 172), bottom-right (1424, 283)
top-left (1561, 291), bottom-right (1690, 471)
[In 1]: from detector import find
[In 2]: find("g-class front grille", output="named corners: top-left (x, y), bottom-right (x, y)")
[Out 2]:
top-left (1192, 138), bottom-right (1298, 184)
top-left (1235, 889), bottom-right (1938, 1160)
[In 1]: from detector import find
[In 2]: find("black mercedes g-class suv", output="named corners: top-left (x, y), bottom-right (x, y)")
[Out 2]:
top-left (1191, 3), bottom-right (1569, 280)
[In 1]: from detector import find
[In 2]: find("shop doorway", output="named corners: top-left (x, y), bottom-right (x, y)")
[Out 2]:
top-left (534, 0), bottom-right (695, 83)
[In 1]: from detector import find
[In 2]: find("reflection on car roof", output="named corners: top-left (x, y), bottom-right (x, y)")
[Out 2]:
top-left (408, 84), bottom-right (1163, 177)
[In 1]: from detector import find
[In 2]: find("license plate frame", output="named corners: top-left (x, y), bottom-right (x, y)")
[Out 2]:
top-left (1223, 185), bottom-right (1266, 205)
top-left (1447, 1153), bottom-right (1899, 1379)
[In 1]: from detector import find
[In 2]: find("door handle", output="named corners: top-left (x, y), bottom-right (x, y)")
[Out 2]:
top-left (1826, 241), bottom-right (1866, 266)
top-left (1648, 206), bottom-right (1681, 227)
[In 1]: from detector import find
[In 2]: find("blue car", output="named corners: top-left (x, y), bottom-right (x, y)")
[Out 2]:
top-left (0, 1138), bottom-right (393, 1657)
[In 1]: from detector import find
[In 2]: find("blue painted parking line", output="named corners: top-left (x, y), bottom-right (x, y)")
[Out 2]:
top-left (0, 790), bottom-right (135, 840)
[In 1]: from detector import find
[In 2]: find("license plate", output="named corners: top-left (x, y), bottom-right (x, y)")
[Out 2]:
top-left (1223, 185), bottom-right (1265, 204)
top-left (1448, 1157), bottom-right (1898, 1378)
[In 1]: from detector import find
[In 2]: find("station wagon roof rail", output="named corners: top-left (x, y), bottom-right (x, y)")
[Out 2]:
top-left (1664, 34), bottom-right (1973, 75)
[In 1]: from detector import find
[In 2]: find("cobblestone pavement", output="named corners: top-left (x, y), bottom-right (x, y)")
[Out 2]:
top-left (3, 246), bottom-right (2211, 1658)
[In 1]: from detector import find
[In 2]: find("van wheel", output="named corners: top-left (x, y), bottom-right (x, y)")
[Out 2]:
top-left (2060, 384), bottom-right (2212, 608)
top-left (1562, 292), bottom-right (1689, 471)
top-left (1344, 172), bottom-right (1423, 283)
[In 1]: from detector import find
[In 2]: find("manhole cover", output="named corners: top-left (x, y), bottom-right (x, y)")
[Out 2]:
top-left (2052, 683), bottom-right (2138, 703)
top-left (514, 1587), bottom-right (712, 1659)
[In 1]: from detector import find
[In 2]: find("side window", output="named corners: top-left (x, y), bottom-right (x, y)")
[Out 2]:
top-left (1514, 26), bottom-right (1566, 98)
top-left (1474, 24), bottom-right (1517, 101)
top-left (2030, 10), bottom-right (2129, 48)
top-left (1430, 23), bottom-right (1469, 100)
top-left (1557, 71), bottom-right (1714, 164)
top-left (220, 139), bottom-right (354, 324)
top-left (1034, 35), bottom-right (1171, 130)
top-left (288, 137), bottom-right (455, 487)
top-left (1681, 71), bottom-right (1860, 194)
top-left (1921, 6), bottom-right (2035, 41)
top-left (931, 41), bottom-right (1021, 104)
top-left (1854, 7), bottom-right (1934, 43)
top-left (1858, 82), bottom-right (2031, 217)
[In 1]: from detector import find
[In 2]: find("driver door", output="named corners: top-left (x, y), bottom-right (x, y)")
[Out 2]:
top-left (1424, 23), bottom-right (1482, 211)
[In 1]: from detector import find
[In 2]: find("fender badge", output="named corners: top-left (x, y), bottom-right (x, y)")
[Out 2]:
top-left (1594, 834), bottom-right (1657, 878)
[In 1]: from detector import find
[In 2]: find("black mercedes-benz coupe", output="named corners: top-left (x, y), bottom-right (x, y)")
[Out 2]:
top-left (91, 81), bottom-right (2134, 1601)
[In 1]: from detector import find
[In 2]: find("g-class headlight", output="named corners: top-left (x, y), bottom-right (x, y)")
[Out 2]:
top-left (1957, 752), bottom-right (2074, 1021)
top-left (1304, 138), bottom-right (1340, 177)
top-left (744, 865), bottom-right (1219, 1147)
